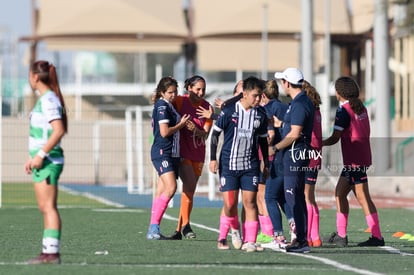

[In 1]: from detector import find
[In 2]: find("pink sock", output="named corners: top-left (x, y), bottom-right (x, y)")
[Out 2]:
top-left (306, 204), bottom-right (313, 241)
top-left (366, 212), bottom-right (382, 239)
top-left (218, 215), bottom-right (232, 240)
top-left (242, 222), bottom-right (246, 241)
top-left (243, 221), bottom-right (259, 243)
top-left (336, 212), bottom-right (348, 238)
top-left (150, 194), bottom-right (170, 225)
top-left (311, 205), bottom-right (320, 241)
top-left (260, 216), bottom-right (274, 236)
top-left (229, 215), bottom-right (240, 230)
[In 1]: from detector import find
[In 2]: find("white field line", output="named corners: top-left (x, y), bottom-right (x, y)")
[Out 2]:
top-left (163, 214), bottom-right (384, 275)
top-left (14, 188), bottom-right (403, 273)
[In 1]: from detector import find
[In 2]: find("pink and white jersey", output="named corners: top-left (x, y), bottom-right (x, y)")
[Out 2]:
top-left (335, 102), bottom-right (372, 167)
top-left (174, 95), bottom-right (213, 162)
top-left (309, 109), bottom-right (322, 169)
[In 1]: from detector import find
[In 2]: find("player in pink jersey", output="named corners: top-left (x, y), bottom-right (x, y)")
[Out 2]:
top-left (170, 75), bottom-right (213, 239)
top-left (302, 81), bottom-right (323, 247)
top-left (322, 76), bottom-right (384, 247)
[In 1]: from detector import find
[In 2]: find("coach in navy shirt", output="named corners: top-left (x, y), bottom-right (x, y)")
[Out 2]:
top-left (273, 68), bottom-right (314, 253)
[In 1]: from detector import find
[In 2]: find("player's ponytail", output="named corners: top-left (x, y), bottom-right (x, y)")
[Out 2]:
top-left (31, 60), bottom-right (68, 133)
top-left (335, 76), bottom-right (364, 115)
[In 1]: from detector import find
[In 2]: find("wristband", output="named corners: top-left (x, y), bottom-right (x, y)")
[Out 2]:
top-left (37, 149), bottom-right (48, 159)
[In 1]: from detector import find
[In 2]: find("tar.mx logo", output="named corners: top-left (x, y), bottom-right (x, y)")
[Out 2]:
top-left (289, 140), bottom-right (322, 163)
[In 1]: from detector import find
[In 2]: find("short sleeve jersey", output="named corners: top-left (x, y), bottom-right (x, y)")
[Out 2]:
top-left (173, 95), bottom-right (213, 162)
top-left (333, 101), bottom-right (372, 166)
top-left (213, 101), bottom-right (268, 171)
top-left (281, 91), bottom-right (315, 145)
top-left (263, 99), bottom-right (288, 145)
top-left (309, 108), bottom-right (322, 168)
top-left (29, 90), bottom-right (64, 164)
top-left (151, 98), bottom-right (181, 159)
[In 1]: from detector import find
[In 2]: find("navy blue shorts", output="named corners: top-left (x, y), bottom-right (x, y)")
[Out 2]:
top-left (305, 168), bottom-right (319, 185)
top-left (219, 168), bottom-right (259, 192)
top-left (152, 157), bottom-right (180, 178)
top-left (340, 166), bottom-right (369, 184)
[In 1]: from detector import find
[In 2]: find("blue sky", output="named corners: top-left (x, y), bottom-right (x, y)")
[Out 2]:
top-left (0, 0), bottom-right (31, 37)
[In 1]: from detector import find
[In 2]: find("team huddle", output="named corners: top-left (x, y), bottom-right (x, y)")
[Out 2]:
top-left (24, 60), bottom-right (385, 265)
top-left (147, 68), bottom-right (385, 253)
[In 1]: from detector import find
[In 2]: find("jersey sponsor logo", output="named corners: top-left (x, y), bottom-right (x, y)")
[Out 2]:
top-left (230, 112), bottom-right (239, 124)
top-left (157, 105), bottom-right (167, 115)
top-left (237, 128), bottom-right (253, 138)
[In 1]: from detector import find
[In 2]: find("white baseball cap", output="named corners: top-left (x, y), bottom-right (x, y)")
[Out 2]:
top-left (274, 68), bottom-right (304, 85)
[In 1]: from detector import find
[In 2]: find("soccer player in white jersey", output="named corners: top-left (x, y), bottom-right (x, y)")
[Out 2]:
top-left (24, 60), bottom-right (68, 264)
top-left (209, 76), bottom-right (269, 252)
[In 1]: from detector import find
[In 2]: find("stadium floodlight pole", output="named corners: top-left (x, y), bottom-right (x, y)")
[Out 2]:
top-left (301, 0), bottom-right (314, 84)
top-left (373, 0), bottom-right (391, 173)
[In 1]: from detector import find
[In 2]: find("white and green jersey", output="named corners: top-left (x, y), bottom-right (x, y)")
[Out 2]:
top-left (29, 90), bottom-right (64, 164)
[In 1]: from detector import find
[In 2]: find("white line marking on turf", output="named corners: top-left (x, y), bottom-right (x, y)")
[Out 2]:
top-left (60, 186), bottom-right (125, 208)
top-left (164, 213), bottom-right (385, 275)
top-left (163, 213), bottom-right (220, 233)
top-left (92, 209), bottom-right (145, 213)
top-left (381, 246), bottom-right (414, 256)
top-left (58, 191), bottom-right (393, 275)
top-left (290, 253), bottom-right (384, 275)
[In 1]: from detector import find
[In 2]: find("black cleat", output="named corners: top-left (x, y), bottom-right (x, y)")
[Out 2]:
top-left (323, 232), bottom-right (348, 247)
top-left (357, 236), bottom-right (385, 247)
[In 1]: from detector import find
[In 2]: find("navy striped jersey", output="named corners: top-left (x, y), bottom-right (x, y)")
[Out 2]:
top-left (213, 101), bottom-right (268, 171)
top-left (151, 98), bottom-right (181, 159)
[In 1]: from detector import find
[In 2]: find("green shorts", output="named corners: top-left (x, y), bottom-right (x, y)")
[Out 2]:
top-left (32, 159), bottom-right (64, 185)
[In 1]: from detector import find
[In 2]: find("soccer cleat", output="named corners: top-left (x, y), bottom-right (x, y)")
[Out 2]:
top-left (284, 239), bottom-right (310, 253)
top-left (357, 236), bottom-right (385, 247)
top-left (169, 230), bottom-right (183, 240)
top-left (217, 239), bottom-right (230, 250)
top-left (27, 253), bottom-right (61, 264)
top-left (256, 232), bottom-right (274, 244)
top-left (261, 235), bottom-right (287, 251)
top-left (323, 232), bottom-right (348, 247)
top-left (146, 224), bottom-right (167, 240)
top-left (182, 224), bottom-right (196, 239)
top-left (231, 228), bottom-right (243, 250)
top-left (310, 239), bottom-right (322, 247)
top-left (241, 242), bottom-right (264, 252)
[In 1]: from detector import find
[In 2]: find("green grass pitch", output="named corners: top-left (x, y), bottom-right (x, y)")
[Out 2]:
top-left (1, 183), bottom-right (414, 275)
